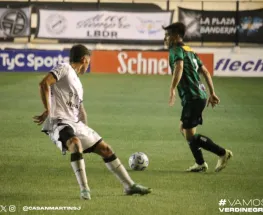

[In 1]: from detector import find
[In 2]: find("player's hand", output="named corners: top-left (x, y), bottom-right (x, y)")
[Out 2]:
top-left (169, 88), bottom-right (176, 106)
top-left (207, 93), bottom-right (220, 108)
top-left (33, 110), bottom-right (48, 125)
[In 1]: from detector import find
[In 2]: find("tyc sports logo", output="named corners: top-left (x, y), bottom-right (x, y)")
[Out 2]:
top-left (218, 199), bottom-right (263, 213)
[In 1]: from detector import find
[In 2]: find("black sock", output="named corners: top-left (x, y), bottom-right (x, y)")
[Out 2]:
top-left (188, 136), bottom-right (205, 165)
top-left (71, 152), bottom-right (83, 161)
top-left (196, 134), bottom-right (226, 156)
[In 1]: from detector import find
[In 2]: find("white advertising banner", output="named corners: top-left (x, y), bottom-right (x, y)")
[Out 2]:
top-left (36, 9), bottom-right (173, 41)
top-left (214, 51), bottom-right (263, 77)
top-left (0, 7), bottom-right (31, 38)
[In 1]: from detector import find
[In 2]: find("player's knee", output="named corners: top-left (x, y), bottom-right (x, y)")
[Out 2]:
top-left (184, 127), bottom-right (196, 142)
top-left (101, 144), bottom-right (114, 158)
top-left (67, 136), bottom-right (83, 153)
top-left (94, 141), bottom-right (113, 158)
top-left (185, 132), bottom-right (195, 142)
top-left (186, 136), bottom-right (194, 142)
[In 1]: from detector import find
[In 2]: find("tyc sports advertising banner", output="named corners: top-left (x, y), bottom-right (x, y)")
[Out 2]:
top-left (0, 49), bottom-right (70, 72)
top-left (0, 7), bottom-right (31, 38)
top-left (36, 9), bottom-right (173, 43)
top-left (178, 7), bottom-right (263, 43)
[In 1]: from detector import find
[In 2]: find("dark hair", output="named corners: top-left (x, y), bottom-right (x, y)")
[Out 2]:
top-left (69, 44), bottom-right (91, 63)
top-left (163, 22), bottom-right (186, 38)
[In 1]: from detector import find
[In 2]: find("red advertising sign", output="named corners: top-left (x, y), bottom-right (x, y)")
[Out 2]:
top-left (91, 50), bottom-right (214, 75)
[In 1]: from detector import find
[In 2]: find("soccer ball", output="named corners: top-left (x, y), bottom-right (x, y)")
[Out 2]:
top-left (128, 152), bottom-right (149, 171)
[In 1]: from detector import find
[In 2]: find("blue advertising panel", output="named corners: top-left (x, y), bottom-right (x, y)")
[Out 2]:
top-left (0, 49), bottom-right (90, 72)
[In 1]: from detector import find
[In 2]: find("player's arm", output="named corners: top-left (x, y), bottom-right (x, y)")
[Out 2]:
top-left (169, 60), bottom-right (183, 106)
top-left (39, 73), bottom-right (57, 113)
top-left (79, 103), bottom-right (88, 125)
top-left (199, 65), bottom-right (215, 95)
top-left (33, 73), bottom-right (57, 125)
top-left (199, 65), bottom-right (220, 108)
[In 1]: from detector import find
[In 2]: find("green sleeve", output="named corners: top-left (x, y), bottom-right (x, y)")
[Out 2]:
top-left (173, 46), bottom-right (184, 62)
top-left (169, 47), bottom-right (184, 74)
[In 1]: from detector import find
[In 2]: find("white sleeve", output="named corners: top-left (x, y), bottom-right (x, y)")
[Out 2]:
top-left (50, 64), bottom-right (67, 81)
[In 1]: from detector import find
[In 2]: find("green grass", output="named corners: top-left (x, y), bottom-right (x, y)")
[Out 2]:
top-left (0, 73), bottom-right (263, 215)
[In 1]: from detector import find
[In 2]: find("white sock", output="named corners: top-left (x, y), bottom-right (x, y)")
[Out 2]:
top-left (71, 157), bottom-right (90, 191)
top-left (105, 157), bottom-right (134, 190)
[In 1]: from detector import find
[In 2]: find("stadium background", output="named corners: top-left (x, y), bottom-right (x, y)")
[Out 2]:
top-left (0, 0), bottom-right (263, 214)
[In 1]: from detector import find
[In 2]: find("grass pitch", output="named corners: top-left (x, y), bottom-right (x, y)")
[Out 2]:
top-left (0, 73), bottom-right (263, 215)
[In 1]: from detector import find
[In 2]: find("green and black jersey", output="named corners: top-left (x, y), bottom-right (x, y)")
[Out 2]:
top-left (169, 43), bottom-right (207, 106)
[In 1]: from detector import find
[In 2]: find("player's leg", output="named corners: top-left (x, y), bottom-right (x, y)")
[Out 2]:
top-left (92, 140), bottom-right (134, 189)
top-left (77, 123), bottom-right (151, 195)
top-left (184, 99), bottom-right (232, 172)
top-left (193, 134), bottom-right (233, 172)
top-left (92, 140), bottom-right (151, 195)
top-left (180, 100), bottom-right (207, 172)
top-left (183, 127), bottom-right (208, 172)
top-left (58, 126), bottom-right (91, 200)
top-left (194, 134), bottom-right (226, 157)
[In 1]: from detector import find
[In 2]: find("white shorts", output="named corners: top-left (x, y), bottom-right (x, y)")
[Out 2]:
top-left (46, 119), bottom-right (102, 154)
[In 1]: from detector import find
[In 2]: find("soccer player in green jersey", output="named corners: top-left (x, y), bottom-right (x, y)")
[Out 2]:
top-left (163, 22), bottom-right (233, 172)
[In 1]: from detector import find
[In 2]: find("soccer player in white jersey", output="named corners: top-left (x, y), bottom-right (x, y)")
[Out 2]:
top-left (33, 44), bottom-right (151, 200)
